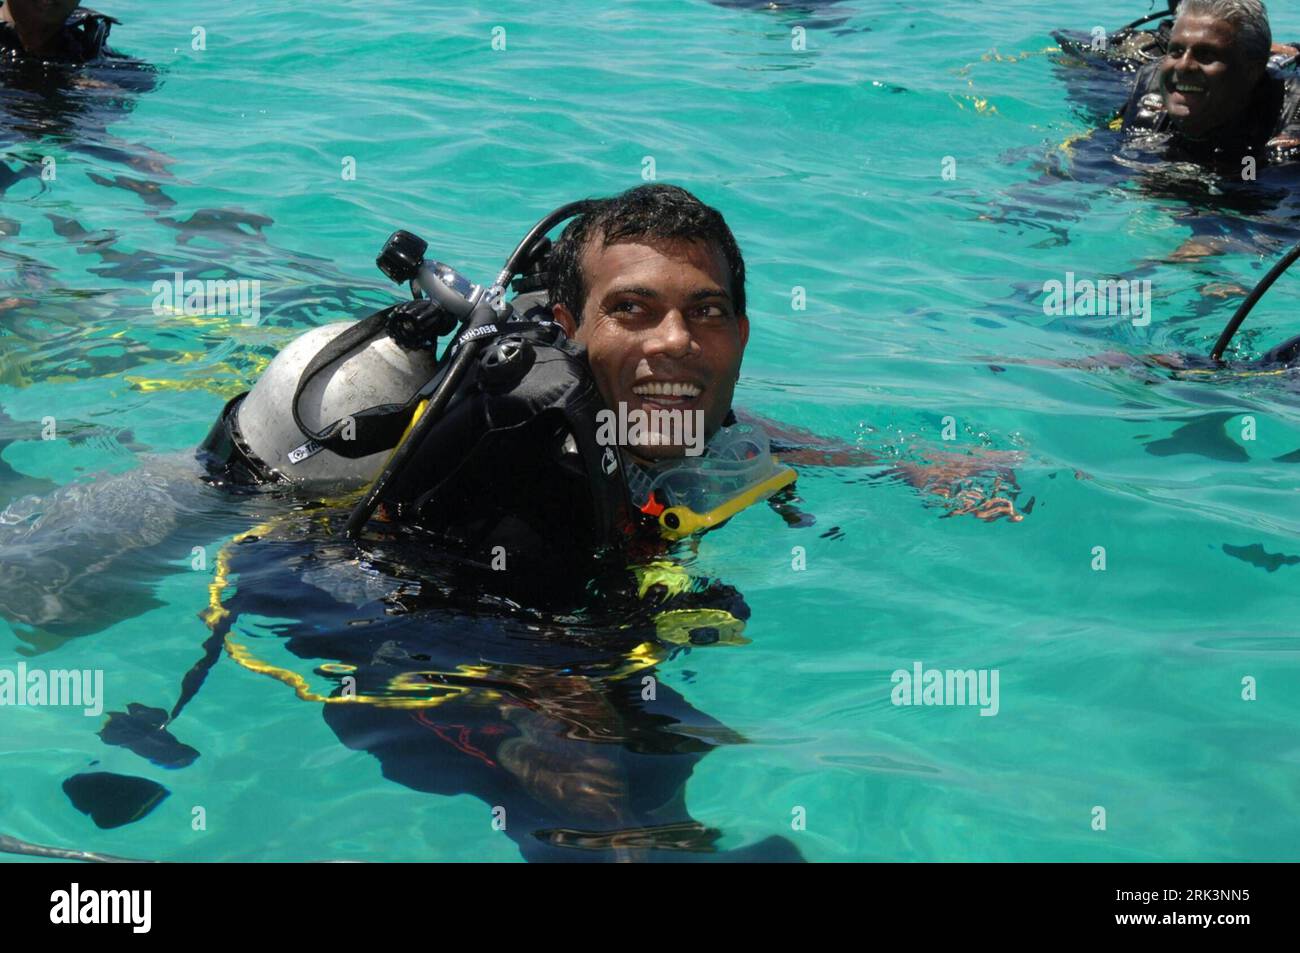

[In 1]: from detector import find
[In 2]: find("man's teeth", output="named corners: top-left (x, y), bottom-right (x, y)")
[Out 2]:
top-left (1175, 83), bottom-right (1205, 93)
top-left (633, 381), bottom-right (702, 398)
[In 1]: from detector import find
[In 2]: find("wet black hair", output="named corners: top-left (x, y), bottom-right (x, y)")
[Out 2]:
top-left (547, 183), bottom-right (746, 325)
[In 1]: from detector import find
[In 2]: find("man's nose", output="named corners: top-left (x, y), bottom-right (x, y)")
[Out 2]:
top-left (647, 309), bottom-right (694, 357)
top-left (1170, 49), bottom-right (1196, 74)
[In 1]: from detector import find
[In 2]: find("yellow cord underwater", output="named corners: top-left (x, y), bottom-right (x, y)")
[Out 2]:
top-left (181, 503), bottom-right (800, 862)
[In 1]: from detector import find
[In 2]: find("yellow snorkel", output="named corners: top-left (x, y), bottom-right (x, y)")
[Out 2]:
top-left (636, 422), bottom-right (799, 541)
top-left (658, 461), bottom-right (796, 540)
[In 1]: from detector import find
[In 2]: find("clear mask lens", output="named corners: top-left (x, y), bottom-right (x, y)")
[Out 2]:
top-left (645, 423), bottom-right (779, 513)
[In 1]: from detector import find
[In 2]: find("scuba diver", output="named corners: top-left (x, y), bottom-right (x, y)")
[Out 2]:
top-left (1117, 0), bottom-right (1300, 169)
top-left (199, 183), bottom-right (1025, 538)
top-left (194, 185), bottom-right (1023, 862)
top-left (196, 186), bottom-right (793, 572)
top-left (973, 2), bottom-right (1300, 295)
top-left (973, 0), bottom-right (1300, 345)
top-left (0, 0), bottom-right (119, 64)
top-left (2, 186), bottom-right (1023, 640)
top-left (1055, 0), bottom-right (1300, 170)
top-left (161, 184), bottom-right (824, 862)
top-left (2, 185), bottom-right (1024, 861)
top-left (1058, 0), bottom-right (1292, 73)
top-left (0, 0), bottom-right (157, 200)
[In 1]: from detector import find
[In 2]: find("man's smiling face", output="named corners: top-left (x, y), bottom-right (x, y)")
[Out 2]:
top-left (1160, 14), bottom-right (1264, 138)
top-left (553, 236), bottom-right (749, 463)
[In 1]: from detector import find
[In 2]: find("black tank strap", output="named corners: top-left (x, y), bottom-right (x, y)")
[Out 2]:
top-left (291, 309), bottom-right (391, 439)
top-left (288, 307), bottom-right (433, 459)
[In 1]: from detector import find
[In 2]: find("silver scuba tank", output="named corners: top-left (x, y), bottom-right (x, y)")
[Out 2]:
top-left (234, 322), bottom-right (438, 493)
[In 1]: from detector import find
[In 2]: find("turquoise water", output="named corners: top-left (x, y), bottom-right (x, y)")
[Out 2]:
top-left (2, 0), bottom-right (1299, 862)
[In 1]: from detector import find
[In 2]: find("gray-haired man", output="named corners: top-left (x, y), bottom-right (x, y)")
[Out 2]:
top-left (1120, 0), bottom-right (1300, 164)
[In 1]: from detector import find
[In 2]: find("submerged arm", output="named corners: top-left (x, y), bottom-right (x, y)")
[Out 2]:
top-left (736, 410), bottom-right (1025, 523)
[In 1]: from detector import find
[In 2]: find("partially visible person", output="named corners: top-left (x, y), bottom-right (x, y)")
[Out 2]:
top-left (0, 0), bottom-right (118, 65)
top-left (1057, 1), bottom-right (1297, 73)
top-left (1, 0), bottom-right (158, 196)
top-left (1038, 1), bottom-right (1300, 267)
top-left (1115, 0), bottom-right (1300, 167)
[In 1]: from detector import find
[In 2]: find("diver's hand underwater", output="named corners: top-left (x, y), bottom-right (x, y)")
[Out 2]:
top-left (894, 451), bottom-right (1027, 523)
top-left (746, 411), bottom-right (1026, 523)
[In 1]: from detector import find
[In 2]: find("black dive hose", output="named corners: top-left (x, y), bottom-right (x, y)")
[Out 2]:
top-left (1116, 2), bottom-right (1179, 36)
top-left (343, 200), bottom-right (597, 539)
top-left (1210, 237), bottom-right (1300, 362)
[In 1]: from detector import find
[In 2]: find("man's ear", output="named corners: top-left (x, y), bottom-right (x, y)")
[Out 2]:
top-left (552, 302), bottom-right (577, 339)
top-left (737, 312), bottom-right (750, 351)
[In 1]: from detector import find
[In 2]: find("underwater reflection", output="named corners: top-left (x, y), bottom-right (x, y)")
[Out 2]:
top-left (206, 514), bottom-right (805, 862)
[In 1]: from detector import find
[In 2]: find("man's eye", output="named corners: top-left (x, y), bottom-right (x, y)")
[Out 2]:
top-left (610, 300), bottom-right (644, 316)
top-left (691, 305), bottom-right (728, 322)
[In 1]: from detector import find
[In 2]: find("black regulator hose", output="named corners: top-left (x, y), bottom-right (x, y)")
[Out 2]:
top-left (343, 200), bottom-right (598, 539)
top-left (1210, 237), bottom-right (1300, 362)
top-left (496, 199), bottom-right (597, 288)
top-left (1115, 1), bottom-right (1180, 36)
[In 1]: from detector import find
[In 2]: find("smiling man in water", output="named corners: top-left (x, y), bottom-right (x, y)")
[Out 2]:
top-left (548, 184), bottom-right (1024, 523)
top-left (1120, 0), bottom-right (1300, 165)
top-left (549, 187), bottom-right (746, 473)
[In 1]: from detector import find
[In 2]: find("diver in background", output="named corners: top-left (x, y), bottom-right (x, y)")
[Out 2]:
top-left (1051, 0), bottom-right (1300, 173)
top-left (1062, 0), bottom-right (1297, 72)
top-left (0, 0), bottom-right (118, 64)
top-left (1113, 0), bottom-right (1300, 168)
top-left (989, 1), bottom-right (1300, 311)
top-left (0, 0), bottom-right (157, 198)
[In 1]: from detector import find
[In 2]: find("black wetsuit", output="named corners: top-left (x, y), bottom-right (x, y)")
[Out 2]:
top-left (0, 5), bottom-right (118, 65)
top-left (209, 508), bottom-right (803, 862)
top-left (1258, 331), bottom-right (1300, 367)
top-left (186, 303), bottom-right (808, 861)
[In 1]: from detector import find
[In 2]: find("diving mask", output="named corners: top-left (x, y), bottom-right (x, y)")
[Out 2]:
top-left (639, 423), bottom-right (797, 540)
